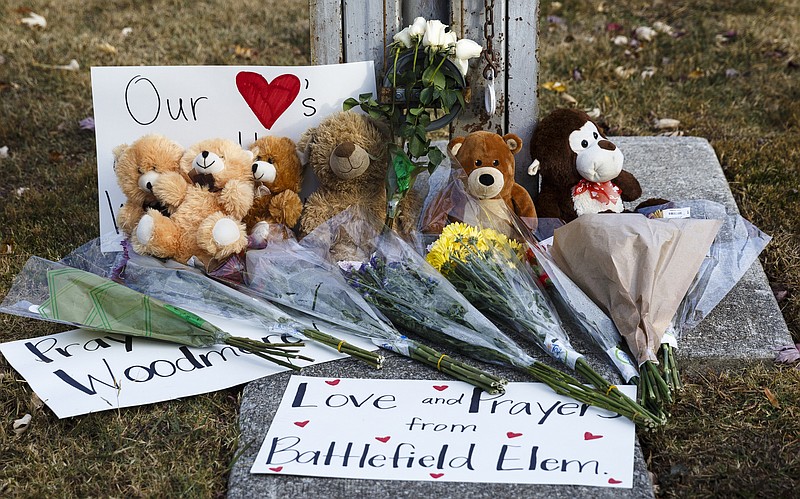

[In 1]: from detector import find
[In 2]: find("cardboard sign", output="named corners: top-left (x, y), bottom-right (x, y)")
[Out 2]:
top-left (251, 376), bottom-right (635, 488)
top-left (91, 62), bottom-right (377, 250)
top-left (0, 313), bottom-right (376, 418)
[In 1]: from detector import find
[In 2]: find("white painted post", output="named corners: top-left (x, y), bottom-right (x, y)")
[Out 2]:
top-left (309, 0), bottom-right (539, 193)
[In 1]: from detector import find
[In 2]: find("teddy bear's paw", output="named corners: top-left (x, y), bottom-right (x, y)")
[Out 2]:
top-left (198, 214), bottom-right (247, 259)
top-left (136, 214), bottom-right (155, 244)
top-left (212, 218), bottom-right (243, 246)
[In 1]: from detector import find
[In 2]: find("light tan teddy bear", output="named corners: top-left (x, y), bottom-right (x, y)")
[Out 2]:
top-left (133, 138), bottom-right (255, 267)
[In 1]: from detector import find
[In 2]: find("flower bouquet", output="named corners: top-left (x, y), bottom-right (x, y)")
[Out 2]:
top-left (426, 221), bottom-right (659, 424)
top-left (304, 206), bottom-right (661, 427)
top-left (550, 213), bottom-right (723, 416)
top-left (0, 256), bottom-right (313, 370)
top-left (343, 16), bottom-right (482, 227)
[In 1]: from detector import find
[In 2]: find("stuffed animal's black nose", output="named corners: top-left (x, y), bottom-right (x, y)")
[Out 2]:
top-left (598, 140), bottom-right (616, 151)
top-left (479, 174), bottom-right (494, 186)
top-left (202, 151), bottom-right (209, 158)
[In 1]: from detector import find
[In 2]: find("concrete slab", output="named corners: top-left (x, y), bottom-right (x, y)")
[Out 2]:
top-left (227, 137), bottom-right (792, 498)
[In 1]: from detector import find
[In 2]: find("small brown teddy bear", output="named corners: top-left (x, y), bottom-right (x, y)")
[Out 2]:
top-left (243, 135), bottom-right (304, 243)
top-left (448, 131), bottom-right (537, 227)
top-left (133, 138), bottom-right (255, 266)
top-left (530, 108), bottom-right (643, 222)
top-left (113, 134), bottom-right (186, 237)
top-left (298, 111), bottom-right (419, 238)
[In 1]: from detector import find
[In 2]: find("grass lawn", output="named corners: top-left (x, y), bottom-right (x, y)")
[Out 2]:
top-left (1, 0), bottom-right (798, 496)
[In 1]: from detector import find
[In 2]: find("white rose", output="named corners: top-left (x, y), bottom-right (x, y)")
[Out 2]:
top-left (455, 38), bottom-right (483, 60)
top-left (452, 57), bottom-right (469, 76)
top-left (393, 26), bottom-right (413, 48)
top-left (409, 17), bottom-right (427, 38)
top-left (443, 31), bottom-right (458, 48)
top-left (422, 19), bottom-right (449, 48)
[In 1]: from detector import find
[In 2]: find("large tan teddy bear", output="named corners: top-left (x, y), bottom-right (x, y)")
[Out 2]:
top-left (298, 111), bottom-right (420, 238)
top-left (244, 135), bottom-right (304, 243)
top-left (113, 134), bottom-right (187, 237)
top-left (133, 138), bottom-right (255, 267)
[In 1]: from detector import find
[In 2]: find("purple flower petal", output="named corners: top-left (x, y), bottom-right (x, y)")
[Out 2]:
top-left (774, 344), bottom-right (800, 364)
top-left (79, 116), bottom-right (95, 131)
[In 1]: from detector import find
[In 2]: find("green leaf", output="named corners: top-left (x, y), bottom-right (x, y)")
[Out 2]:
top-left (359, 92), bottom-right (375, 101)
top-left (420, 87), bottom-right (434, 106)
top-left (343, 97), bottom-right (359, 111)
top-left (409, 135), bottom-right (428, 158)
top-left (409, 106), bottom-right (424, 116)
top-left (427, 146), bottom-right (445, 167)
top-left (432, 70), bottom-right (446, 91)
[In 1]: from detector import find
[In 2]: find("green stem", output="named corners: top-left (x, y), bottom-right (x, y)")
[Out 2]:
top-left (301, 329), bottom-right (384, 369)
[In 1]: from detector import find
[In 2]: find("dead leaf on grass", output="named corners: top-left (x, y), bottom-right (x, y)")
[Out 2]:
top-left (542, 81), bottom-right (567, 92)
top-left (79, 117), bottom-right (95, 131)
top-left (549, 2), bottom-right (562, 13)
top-left (33, 59), bottom-right (80, 71)
top-left (634, 26), bottom-right (657, 42)
top-left (49, 150), bottom-right (63, 162)
top-left (560, 92), bottom-right (577, 105)
top-left (31, 392), bottom-right (44, 410)
top-left (13, 414), bottom-right (32, 435)
top-left (584, 107), bottom-right (601, 119)
top-left (613, 35), bottom-right (629, 46)
top-left (653, 21), bottom-right (675, 36)
top-left (688, 68), bottom-right (705, 79)
top-left (20, 12), bottom-right (46, 29)
top-left (614, 66), bottom-right (636, 79)
top-left (234, 45), bottom-right (256, 59)
top-left (654, 118), bottom-right (680, 130)
top-left (97, 42), bottom-right (117, 54)
top-left (641, 67), bottom-right (656, 79)
top-left (763, 387), bottom-right (780, 409)
top-left (15, 187), bottom-right (29, 197)
top-left (0, 145), bottom-right (8, 158)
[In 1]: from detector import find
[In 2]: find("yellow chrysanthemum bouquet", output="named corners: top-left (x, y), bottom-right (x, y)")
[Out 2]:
top-left (426, 221), bottom-right (661, 427)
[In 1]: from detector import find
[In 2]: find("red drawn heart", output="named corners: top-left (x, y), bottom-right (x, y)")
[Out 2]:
top-left (608, 478), bottom-right (622, 484)
top-left (269, 466), bottom-right (283, 472)
top-left (506, 432), bottom-right (523, 439)
top-left (294, 420), bottom-right (309, 428)
top-left (236, 71), bottom-right (300, 130)
top-left (584, 432), bottom-right (603, 440)
top-left (325, 379), bottom-right (341, 386)
top-left (375, 436), bottom-right (391, 443)
top-left (432, 385), bottom-right (448, 391)
top-left (430, 473), bottom-right (444, 479)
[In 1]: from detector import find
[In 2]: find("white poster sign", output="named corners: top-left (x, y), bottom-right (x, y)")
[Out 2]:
top-left (251, 376), bottom-right (636, 488)
top-left (91, 62), bottom-right (376, 249)
top-left (0, 315), bottom-right (375, 419)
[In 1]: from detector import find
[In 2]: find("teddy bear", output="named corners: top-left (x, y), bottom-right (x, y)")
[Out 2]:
top-left (132, 138), bottom-right (255, 267)
top-left (243, 135), bottom-right (304, 244)
top-left (529, 108), bottom-right (643, 223)
top-left (113, 134), bottom-right (187, 237)
top-left (297, 110), bottom-right (420, 238)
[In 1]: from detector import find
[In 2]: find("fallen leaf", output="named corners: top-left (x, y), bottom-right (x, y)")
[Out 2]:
top-left (121, 27), bottom-right (133, 37)
top-left (560, 92), bottom-right (577, 105)
top-left (774, 344), bottom-right (800, 364)
top-left (15, 187), bottom-right (28, 197)
top-left (20, 12), bottom-right (46, 29)
top-left (654, 118), bottom-right (680, 130)
top-left (584, 107), bottom-right (601, 119)
top-left (725, 68), bottom-right (741, 78)
top-left (763, 387), bottom-right (780, 409)
top-left (549, 2), bottom-right (563, 13)
top-left (34, 59), bottom-right (80, 71)
top-left (614, 66), bottom-right (636, 79)
top-left (688, 68), bottom-right (704, 79)
top-left (542, 81), bottom-right (567, 92)
top-left (234, 45), bottom-right (255, 59)
top-left (653, 21), bottom-right (675, 36)
top-left (30, 392), bottom-right (44, 410)
top-left (13, 414), bottom-right (32, 435)
top-left (612, 35), bottom-right (629, 46)
top-left (641, 67), bottom-right (656, 79)
top-left (0, 145), bottom-right (8, 158)
top-left (97, 42), bottom-right (117, 54)
top-left (79, 117), bottom-right (95, 131)
top-left (49, 150), bottom-right (63, 162)
top-left (596, 2), bottom-right (607, 13)
top-left (634, 26), bottom-right (657, 42)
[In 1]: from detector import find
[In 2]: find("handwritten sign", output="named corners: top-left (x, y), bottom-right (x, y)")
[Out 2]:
top-left (251, 376), bottom-right (635, 488)
top-left (91, 62), bottom-right (377, 250)
top-left (0, 313), bottom-right (376, 418)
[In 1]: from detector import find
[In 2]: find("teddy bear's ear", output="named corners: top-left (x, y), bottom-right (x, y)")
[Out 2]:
top-left (112, 143), bottom-right (128, 162)
top-left (502, 133), bottom-right (523, 154)
top-left (296, 128), bottom-right (315, 165)
top-left (448, 137), bottom-right (466, 157)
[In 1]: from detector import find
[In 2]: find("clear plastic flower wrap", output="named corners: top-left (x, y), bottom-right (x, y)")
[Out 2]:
top-left (0, 255), bottom-right (312, 369)
top-left (302, 206), bottom-right (661, 427)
